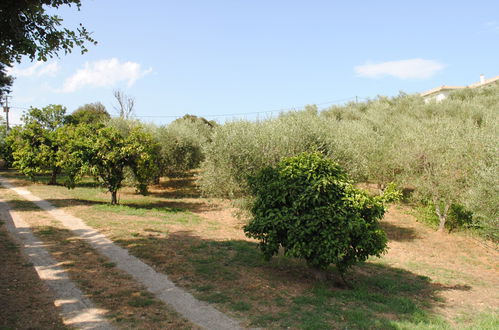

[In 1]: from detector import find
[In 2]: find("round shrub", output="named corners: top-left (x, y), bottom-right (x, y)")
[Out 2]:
top-left (244, 152), bottom-right (388, 275)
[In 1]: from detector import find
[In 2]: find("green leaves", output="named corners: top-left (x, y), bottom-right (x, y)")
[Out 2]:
top-left (244, 152), bottom-right (388, 274)
top-left (8, 105), bottom-right (68, 183)
top-left (0, 0), bottom-right (96, 66)
top-left (57, 123), bottom-right (160, 204)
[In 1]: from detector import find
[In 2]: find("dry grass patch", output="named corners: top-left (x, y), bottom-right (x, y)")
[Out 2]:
top-left (1, 188), bottom-right (195, 330)
top-left (0, 218), bottom-right (68, 330)
top-left (2, 171), bottom-right (498, 329)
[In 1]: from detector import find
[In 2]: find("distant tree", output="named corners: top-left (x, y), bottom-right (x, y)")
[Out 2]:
top-left (113, 90), bottom-right (135, 119)
top-left (155, 114), bottom-right (216, 178)
top-left (66, 102), bottom-right (110, 125)
top-left (8, 105), bottom-right (67, 184)
top-left (171, 114), bottom-right (217, 129)
top-left (0, 0), bottom-right (96, 95)
top-left (244, 152), bottom-right (388, 281)
top-left (59, 124), bottom-right (160, 204)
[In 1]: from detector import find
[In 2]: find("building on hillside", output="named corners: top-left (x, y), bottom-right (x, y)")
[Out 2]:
top-left (421, 74), bottom-right (499, 103)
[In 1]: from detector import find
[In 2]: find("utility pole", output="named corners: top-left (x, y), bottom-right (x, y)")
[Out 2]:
top-left (2, 95), bottom-right (10, 132)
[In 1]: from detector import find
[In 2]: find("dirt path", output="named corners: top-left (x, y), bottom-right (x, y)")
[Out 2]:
top-left (0, 198), bottom-right (114, 330)
top-left (0, 177), bottom-right (245, 330)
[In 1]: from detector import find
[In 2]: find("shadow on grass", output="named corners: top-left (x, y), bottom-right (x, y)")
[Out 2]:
top-left (381, 222), bottom-right (420, 242)
top-left (0, 170), bottom-right (223, 214)
top-left (0, 170), bottom-right (102, 188)
top-left (149, 176), bottom-right (201, 199)
top-left (111, 230), bottom-right (469, 329)
top-left (3, 195), bottom-right (223, 215)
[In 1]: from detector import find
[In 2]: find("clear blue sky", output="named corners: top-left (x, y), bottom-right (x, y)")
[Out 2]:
top-left (5, 0), bottom-right (499, 125)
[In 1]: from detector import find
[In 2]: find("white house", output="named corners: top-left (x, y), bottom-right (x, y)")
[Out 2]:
top-left (421, 74), bottom-right (499, 102)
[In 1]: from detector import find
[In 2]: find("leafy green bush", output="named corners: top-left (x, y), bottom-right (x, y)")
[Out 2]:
top-left (244, 152), bottom-right (388, 275)
top-left (447, 204), bottom-right (474, 232)
top-left (414, 202), bottom-right (475, 233)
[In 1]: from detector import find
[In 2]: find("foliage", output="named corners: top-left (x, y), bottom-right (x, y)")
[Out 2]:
top-left (0, 117), bottom-right (13, 166)
top-left (446, 204), bottom-right (474, 232)
top-left (379, 182), bottom-right (403, 203)
top-left (66, 102), bottom-right (110, 125)
top-left (171, 114), bottom-right (217, 129)
top-left (58, 124), bottom-right (160, 204)
top-left (155, 115), bottom-right (215, 176)
top-left (199, 111), bottom-right (326, 197)
top-left (244, 152), bottom-right (388, 274)
top-left (0, 63), bottom-right (13, 98)
top-left (0, 0), bottom-right (96, 92)
top-left (8, 105), bottom-right (67, 184)
top-left (200, 86), bottom-right (498, 239)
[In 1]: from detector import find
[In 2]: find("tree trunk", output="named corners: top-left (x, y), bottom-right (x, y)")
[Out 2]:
top-left (434, 201), bottom-right (450, 232)
top-left (153, 175), bottom-right (160, 185)
top-left (111, 190), bottom-right (118, 205)
top-left (48, 170), bottom-right (57, 185)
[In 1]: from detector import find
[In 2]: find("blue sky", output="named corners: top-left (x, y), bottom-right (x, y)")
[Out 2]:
top-left (4, 0), bottom-right (499, 125)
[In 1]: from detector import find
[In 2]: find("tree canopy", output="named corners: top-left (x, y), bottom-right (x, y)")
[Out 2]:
top-left (244, 152), bottom-right (388, 278)
top-left (66, 102), bottom-right (110, 125)
top-left (0, 0), bottom-right (96, 95)
top-left (59, 124), bottom-right (160, 204)
top-left (8, 104), bottom-right (67, 184)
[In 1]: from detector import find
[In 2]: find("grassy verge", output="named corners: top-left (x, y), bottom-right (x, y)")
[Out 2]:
top-left (1, 170), bottom-right (498, 329)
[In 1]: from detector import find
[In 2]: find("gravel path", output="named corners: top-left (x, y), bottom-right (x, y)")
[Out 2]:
top-left (0, 177), bottom-right (244, 330)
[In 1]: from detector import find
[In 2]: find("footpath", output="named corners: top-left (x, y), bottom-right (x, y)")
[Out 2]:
top-left (0, 177), bottom-right (244, 330)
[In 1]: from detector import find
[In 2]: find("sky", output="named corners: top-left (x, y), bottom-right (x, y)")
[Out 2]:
top-left (4, 0), bottom-right (499, 126)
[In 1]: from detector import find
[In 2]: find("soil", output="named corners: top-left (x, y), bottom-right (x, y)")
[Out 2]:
top-left (380, 205), bottom-right (499, 319)
top-left (0, 220), bottom-right (68, 330)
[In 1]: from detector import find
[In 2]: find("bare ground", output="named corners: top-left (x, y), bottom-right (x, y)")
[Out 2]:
top-left (379, 205), bottom-right (499, 319)
top-left (0, 219), bottom-right (68, 330)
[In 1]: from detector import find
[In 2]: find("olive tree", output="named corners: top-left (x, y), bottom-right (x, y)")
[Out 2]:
top-left (404, 111), bottom-right (479, 232)
top-left (155, 115), bottom-right (215, 177)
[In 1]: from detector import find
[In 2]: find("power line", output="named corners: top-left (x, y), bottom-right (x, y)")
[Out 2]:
top-left (8, 95), bottom-right (369, 120)
top-left (134, 96), bottom-right (364, 119)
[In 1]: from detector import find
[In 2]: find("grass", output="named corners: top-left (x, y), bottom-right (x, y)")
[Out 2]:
top-left (0, 187), bottom-right (194, 329)
top-left (2, 170), bottom-right (498, 329)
